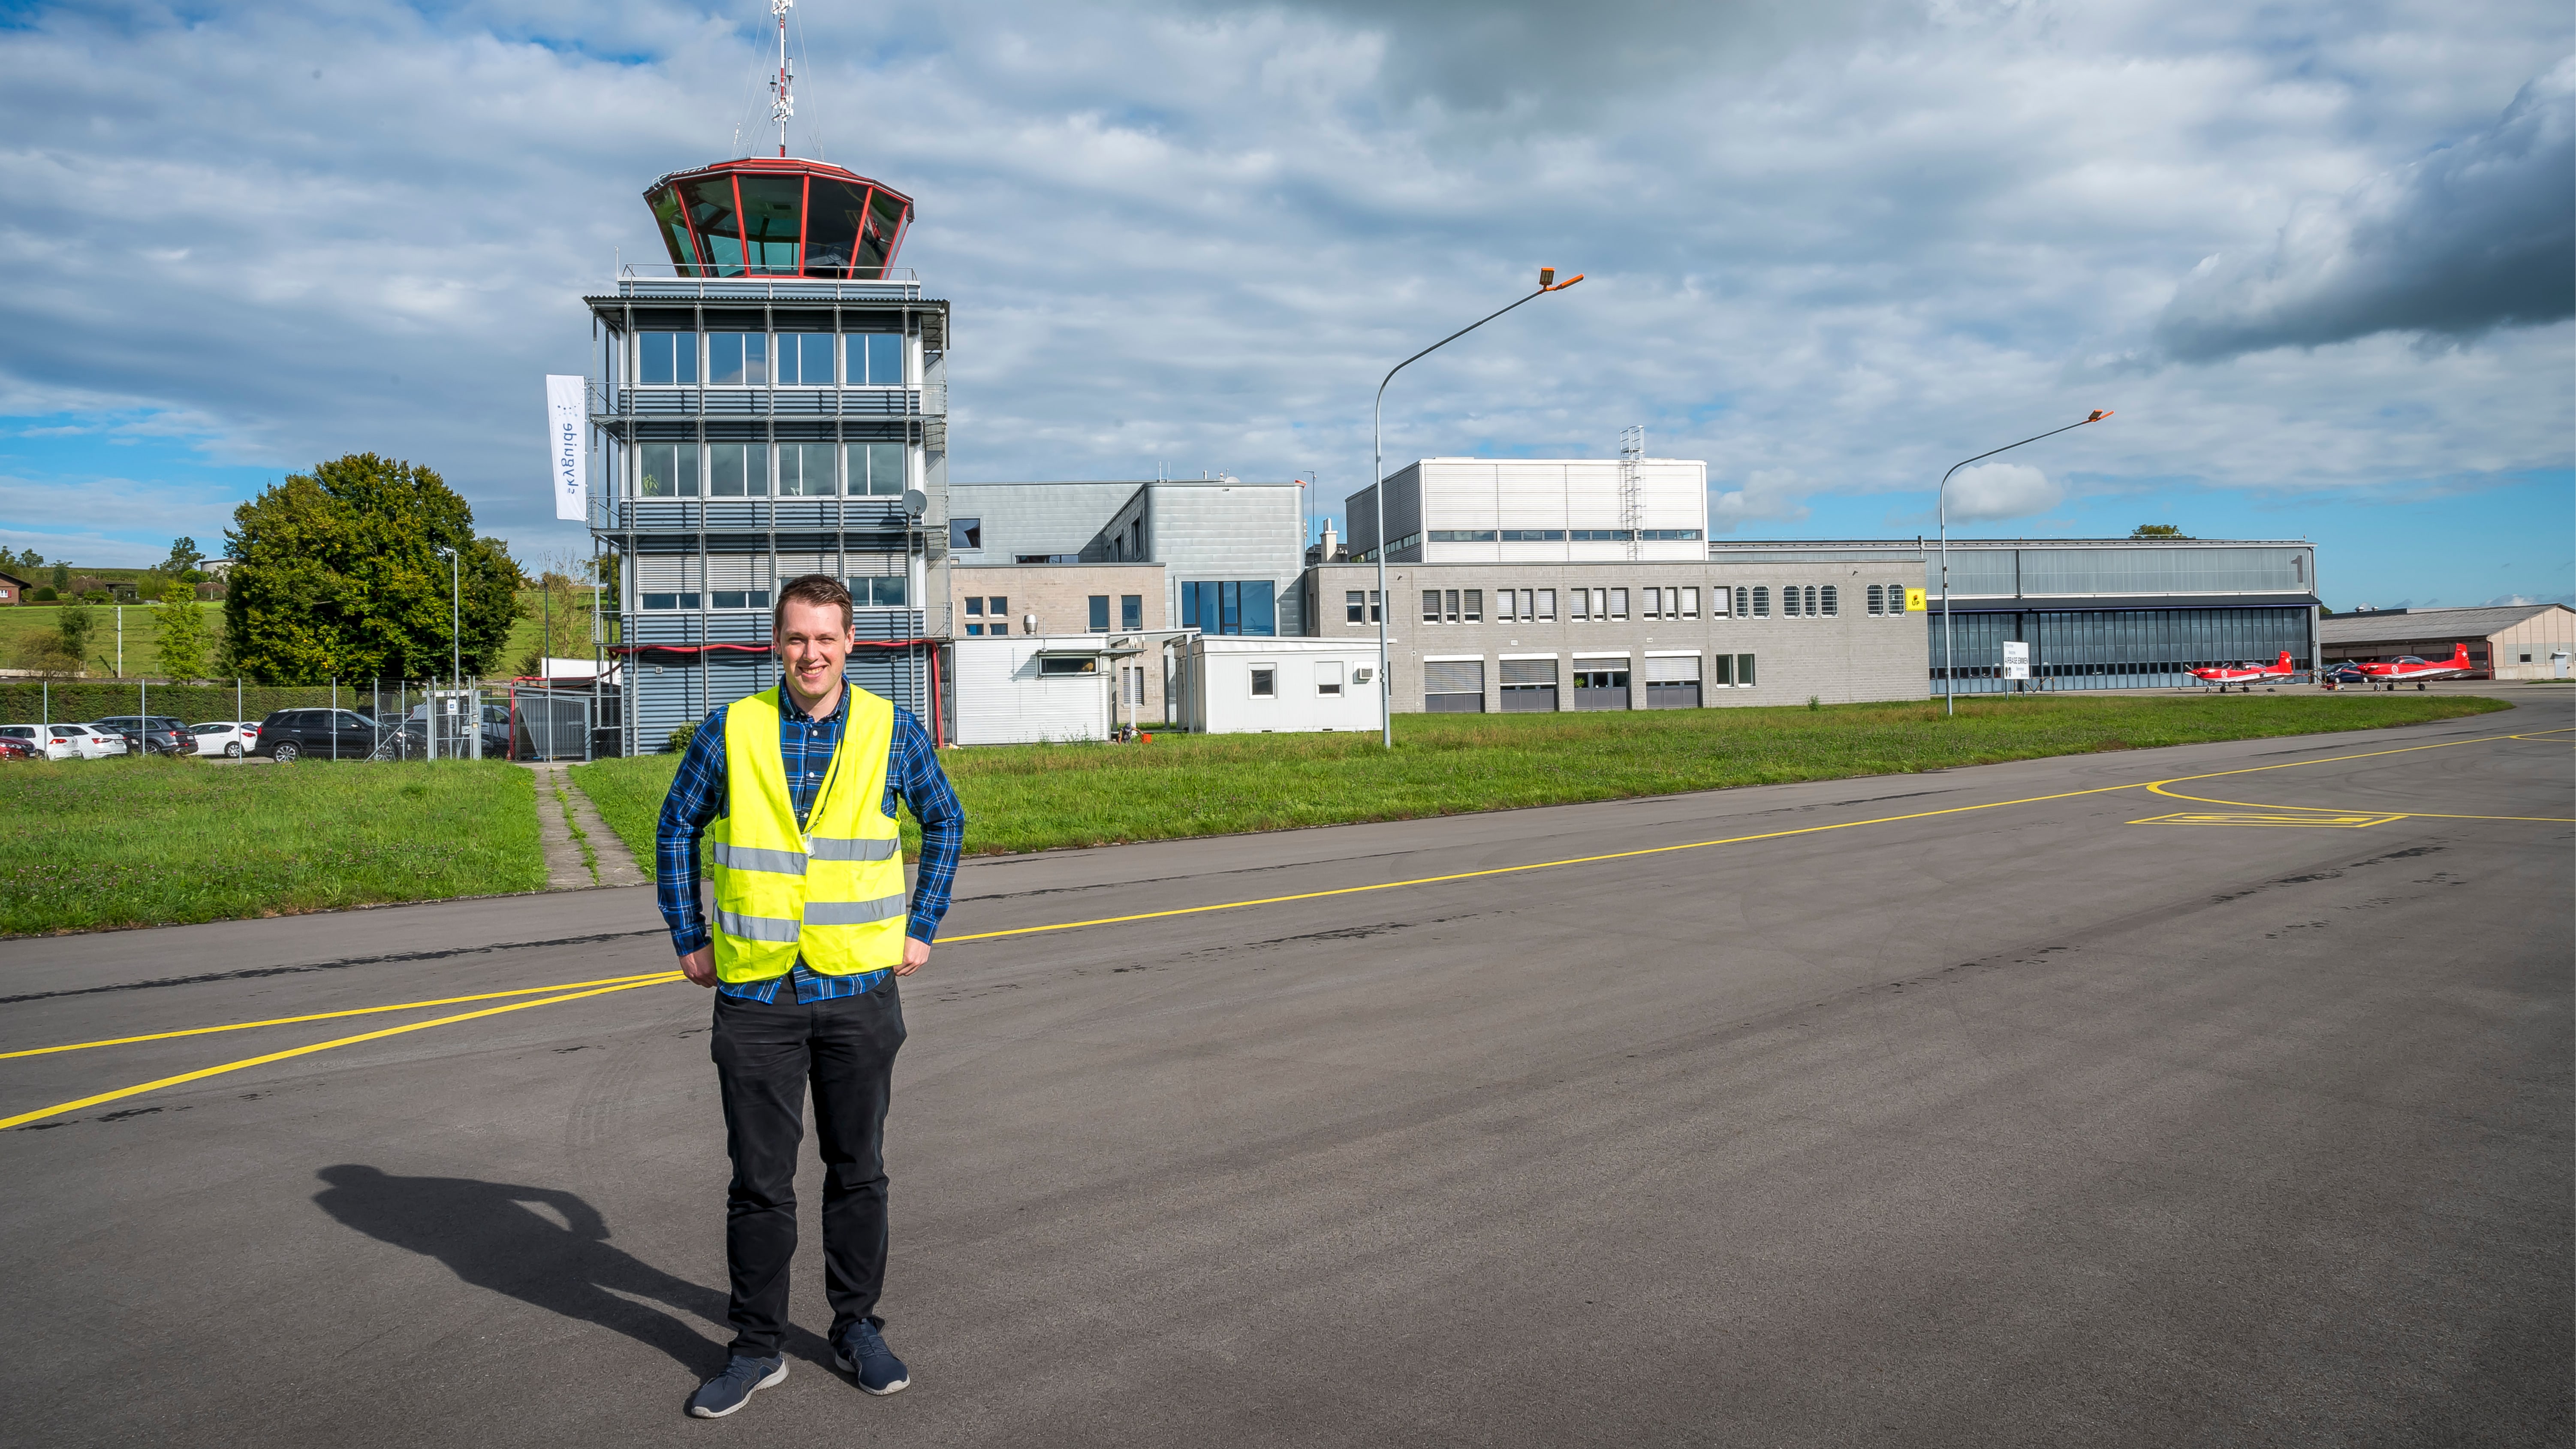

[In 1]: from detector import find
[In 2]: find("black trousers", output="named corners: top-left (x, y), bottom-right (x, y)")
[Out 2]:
top-left (710, 981), bottom-right (906, 1358)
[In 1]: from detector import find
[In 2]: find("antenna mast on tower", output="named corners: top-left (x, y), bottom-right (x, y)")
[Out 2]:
top-left (769, 0), bottom-right (795, 157)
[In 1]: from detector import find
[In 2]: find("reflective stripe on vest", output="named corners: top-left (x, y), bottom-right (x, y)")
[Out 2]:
top-left (707, 685), bottom-right (907, 984)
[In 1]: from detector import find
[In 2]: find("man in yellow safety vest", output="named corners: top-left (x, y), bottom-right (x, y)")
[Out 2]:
top-left (654, 573), bottom-right (964, 1419)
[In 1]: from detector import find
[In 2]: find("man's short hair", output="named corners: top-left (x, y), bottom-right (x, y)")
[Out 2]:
top-left (772, 574), bottom-right (853, 637)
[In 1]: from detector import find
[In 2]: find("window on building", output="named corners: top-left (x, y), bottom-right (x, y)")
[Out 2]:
top-left (985, 595), bottom-right (1007, 618)
top-left (707, 443), bottom-right (768, 497)
top-left (1570, 659), bottom-right (1630, 690)
top-left (1681, 587), bottom-right (1699, 618)
top-left (1088, 595), bottom-right (1110, 631)
top-left (708, 332), bottom-right (768, 386)
top-left (1039, 655), bottom-right (1096, 675)
top-left (964, 597), bottom-right (982, 616)
top-left (1183, 580), bottom-right (1277, 636)
top-left (1429, 529), bottom-right (1500, 542)
top-left (988, 620), bottom-right (1007, 635)
top-left (776, 332), bottom-right (835, 385)
top-left (1751, 587), bottom-right (1769, 617)
top-left (1250, 665), bottom-right (1276, 697)
top-left (777, 442), bottom-right (835, 496)
top-left (1733, 587), bottom-right (1748, 617)
top-left (1609, 588), bottom-right (1629, 620)
top-left (851, 441), bottom-right (905, 496)
top-left (1890, 583), bottom-right (1907, 614)
top-left (1121, 594), bottom-right (1142, 631)
top-left (847, 332), bottom-right (906, 386)
top-left (951, 518), bottom-right (982, 550)
top-left (1571, 589), bottom-right (1590, 621)
top-left (1736, 653), bottom-right (1758, 686)
top-left (639, 442), bottom-right (699, 497)
top-left (1867, 585), bottom-right (1884, 616)
top-left (1497, 589), bottom-right (1518, 621)
top-left (1423, 590), bottom-right (1443, 623)
top-left (1711, 653), bottom-right (1733, 685)
top-left (1125, 666), bottom-right (1147, 704)
top-left (1641, 588), bottom-right (1661, 619)
top-left (1571, 529), bottom-right (1633, 542)
top-left (1444, 589), bottom-right (1462, 622)
top-left (861, 577), bottom-right (909, 608)
top-left (1803, 586), bottom-right (1820, 616)
top-left (1500, 658), bottom-right (1557, 711)
top-left (640, 592), bottom-right (702, 610)
top-left (1463, 589), bottom-right (1482, 622)
top-left (1641, 529), bottom-right (1704, 540)
top-left (1500, 528), bottom-right (1567, 542)
top-left (1345, 590), bottom-right (1378, 624)
top-left (1820, 585), bottom-right (1838, 616)
top-left (711, 590), bottom-right (771, 610)
top-left (1316, 660), bottom-right (1344, 696)
top-left (1536, 589), bottom-right (1556, 620)
top-left (1423, 659), bottom-right (1485, 712)
top-left (639, 331), bottom-right (698, 386)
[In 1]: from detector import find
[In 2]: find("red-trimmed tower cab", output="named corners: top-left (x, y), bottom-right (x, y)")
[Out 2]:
top-left (645, 158), bottom-right (913, 279)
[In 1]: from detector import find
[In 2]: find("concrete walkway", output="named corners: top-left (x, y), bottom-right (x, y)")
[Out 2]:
top-left (522, 761), bottom-right (648, 890)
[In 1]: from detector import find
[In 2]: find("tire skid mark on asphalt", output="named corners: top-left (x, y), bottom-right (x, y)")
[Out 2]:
top-left (6, 721), bottom-right (2561, 1133)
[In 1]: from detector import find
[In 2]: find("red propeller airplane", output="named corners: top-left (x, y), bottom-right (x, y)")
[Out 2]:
top-left (2352, 641), bottom-right (2476, 690)
top-left (2187, 651), bottom-right (2297, 691)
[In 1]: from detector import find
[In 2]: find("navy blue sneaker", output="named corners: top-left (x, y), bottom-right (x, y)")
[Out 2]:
top-left (834, 1319), bottom-right (910, 1395)
top-left (687, 1355), bottom-right (786, 1419)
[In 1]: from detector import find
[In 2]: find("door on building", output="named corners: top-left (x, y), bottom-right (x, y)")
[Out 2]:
top-left (1570, 657), bottom-right (1630, 710)
top-left (1500, 658), bottom-right (1558, 712)
top-left (1645, 655), bottom-right (1702, 708)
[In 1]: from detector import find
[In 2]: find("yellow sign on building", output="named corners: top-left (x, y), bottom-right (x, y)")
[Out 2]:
top-left (1904, 587), bottom-right (1928, 613)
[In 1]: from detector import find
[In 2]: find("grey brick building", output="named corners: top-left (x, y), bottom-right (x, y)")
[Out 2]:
top-left (1299, 554), bottom-right (1928, 712)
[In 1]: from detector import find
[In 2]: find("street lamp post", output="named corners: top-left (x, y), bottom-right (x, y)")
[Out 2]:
top-left (436, 546), bottom-right (462, 757)
top-left (1936, 410), bottom-right (2113, 716)
top-left (1371, 266), bottom-right (1585, 747)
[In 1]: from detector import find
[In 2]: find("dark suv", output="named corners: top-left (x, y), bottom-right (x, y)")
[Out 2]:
top-left (90, 715), bottom-right (198, 757)
top-left (252, 708), bottom-right (387, 762)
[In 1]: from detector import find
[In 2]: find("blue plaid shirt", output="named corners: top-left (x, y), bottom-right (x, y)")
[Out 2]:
top-left (656, 685), bottom-right (965, 1004)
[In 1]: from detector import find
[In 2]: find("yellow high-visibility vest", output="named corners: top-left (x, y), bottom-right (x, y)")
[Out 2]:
top-left (708, 685), bottom-right (908, 984)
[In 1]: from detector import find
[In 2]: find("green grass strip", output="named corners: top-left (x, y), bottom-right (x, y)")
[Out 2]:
top-left (0, 757), bottom-right (546, 935)
top-left (571, 691), bottom-right (2512, 864)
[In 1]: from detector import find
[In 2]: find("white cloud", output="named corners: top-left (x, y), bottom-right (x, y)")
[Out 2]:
top-left (0, 0), bottom-right (2565, 569)
top-left (1942, 462), bottom-right (2060, 523)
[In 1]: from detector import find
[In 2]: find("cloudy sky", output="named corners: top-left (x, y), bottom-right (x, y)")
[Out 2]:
top-left (2, 0), bottom-right (2568, 608)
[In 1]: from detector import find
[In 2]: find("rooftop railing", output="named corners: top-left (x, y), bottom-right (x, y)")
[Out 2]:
top-left (612, 264), bottom-right (922, 301)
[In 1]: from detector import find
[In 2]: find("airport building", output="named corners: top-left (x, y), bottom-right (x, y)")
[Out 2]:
top-left (1704, 537), bottom-right (2321, 695)
top-left (2320, 602), bottom-right (2576, 680)
top-left (946, 477), bottom-right (1308, 636)
top-left (583, 155), bottom-right (949, 751)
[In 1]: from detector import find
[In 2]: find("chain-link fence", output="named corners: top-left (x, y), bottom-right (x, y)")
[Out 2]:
top-left (0, 677), bottom-right (624, 762)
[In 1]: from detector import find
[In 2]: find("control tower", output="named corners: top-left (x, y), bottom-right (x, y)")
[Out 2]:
top-left (581, 153), bottom-right (952, 751)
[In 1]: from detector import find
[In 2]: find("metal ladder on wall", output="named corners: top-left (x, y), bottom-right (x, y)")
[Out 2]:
top-left (1619, 425), bottom-right (1645, 561)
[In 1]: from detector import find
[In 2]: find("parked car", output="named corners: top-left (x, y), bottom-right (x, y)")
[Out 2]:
top-left (188, 720), bottom-right (260, 758)
top-left (0, 725), bottom-right (79, 761)
top-left (0, 734), bottom-right (37, 761)
top-left (2321, 663), bottom-right (2370, 687)
top-left (47, 724), bottom-right (125, 759)
top-left (92, 715), bottom-right (199, 757)
top-left (251, 708), bottom-right (389, 762)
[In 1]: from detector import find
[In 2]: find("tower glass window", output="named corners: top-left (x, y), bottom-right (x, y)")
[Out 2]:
top-left (707, 443), bottom-right (768, 497)
top-left (777, 332), bottom-right (836, 385)
top-left (847, 332), bottom-right (906, 386)
top-left (850, 441), bottom-right (905, 495)
top-left (639, 332), bottom-right (698, 386)
top-left (639, 443), bottom-right (699, 498)
top-left (708, 333), bottom-right (768, 386)
top-left (777, 442), bottom-right (835, 496)
top-left (645, 160), bottom-right (913, 281)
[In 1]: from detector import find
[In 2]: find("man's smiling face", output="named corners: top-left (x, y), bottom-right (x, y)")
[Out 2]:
top-left (775, 597), bottom-right (851, 712)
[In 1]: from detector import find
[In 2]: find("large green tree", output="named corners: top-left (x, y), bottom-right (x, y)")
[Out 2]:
top-left (153, 579), bottom-right (211, 680)
top-left (223, 453), bottom-right (523, 684)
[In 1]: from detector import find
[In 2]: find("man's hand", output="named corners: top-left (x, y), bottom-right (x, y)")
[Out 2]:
top-left (679, 947), bottom-right (716, 988)
top-left (898, 936), bottom-right (931, 977)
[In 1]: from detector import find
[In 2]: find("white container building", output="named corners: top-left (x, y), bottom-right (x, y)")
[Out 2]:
top-left (1173, 637), bottom-right (1385, 735)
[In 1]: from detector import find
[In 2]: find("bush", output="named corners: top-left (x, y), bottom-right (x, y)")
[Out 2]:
top-left (667, 721), bottom-right (698, 753)
top-left (32, 586), bottom-right (55, 601)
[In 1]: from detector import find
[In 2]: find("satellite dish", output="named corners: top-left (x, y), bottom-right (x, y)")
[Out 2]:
top-left (903, 487), bottom-right (928, 518)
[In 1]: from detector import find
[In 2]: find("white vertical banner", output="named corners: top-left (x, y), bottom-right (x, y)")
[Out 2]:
top-left (545, 375), bottom-right (586, 522)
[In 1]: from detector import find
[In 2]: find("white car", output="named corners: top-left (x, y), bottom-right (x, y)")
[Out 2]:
top-left (46, 724), bottom-right (125, 759)
top-left (189, 720), bottom-right (261, 758)
top-left (0, 725), bottom-right (80, 761)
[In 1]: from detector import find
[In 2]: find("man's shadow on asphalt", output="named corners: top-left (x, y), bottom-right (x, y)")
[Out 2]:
top-left (312, 1164), bottom-right (833, 1374)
